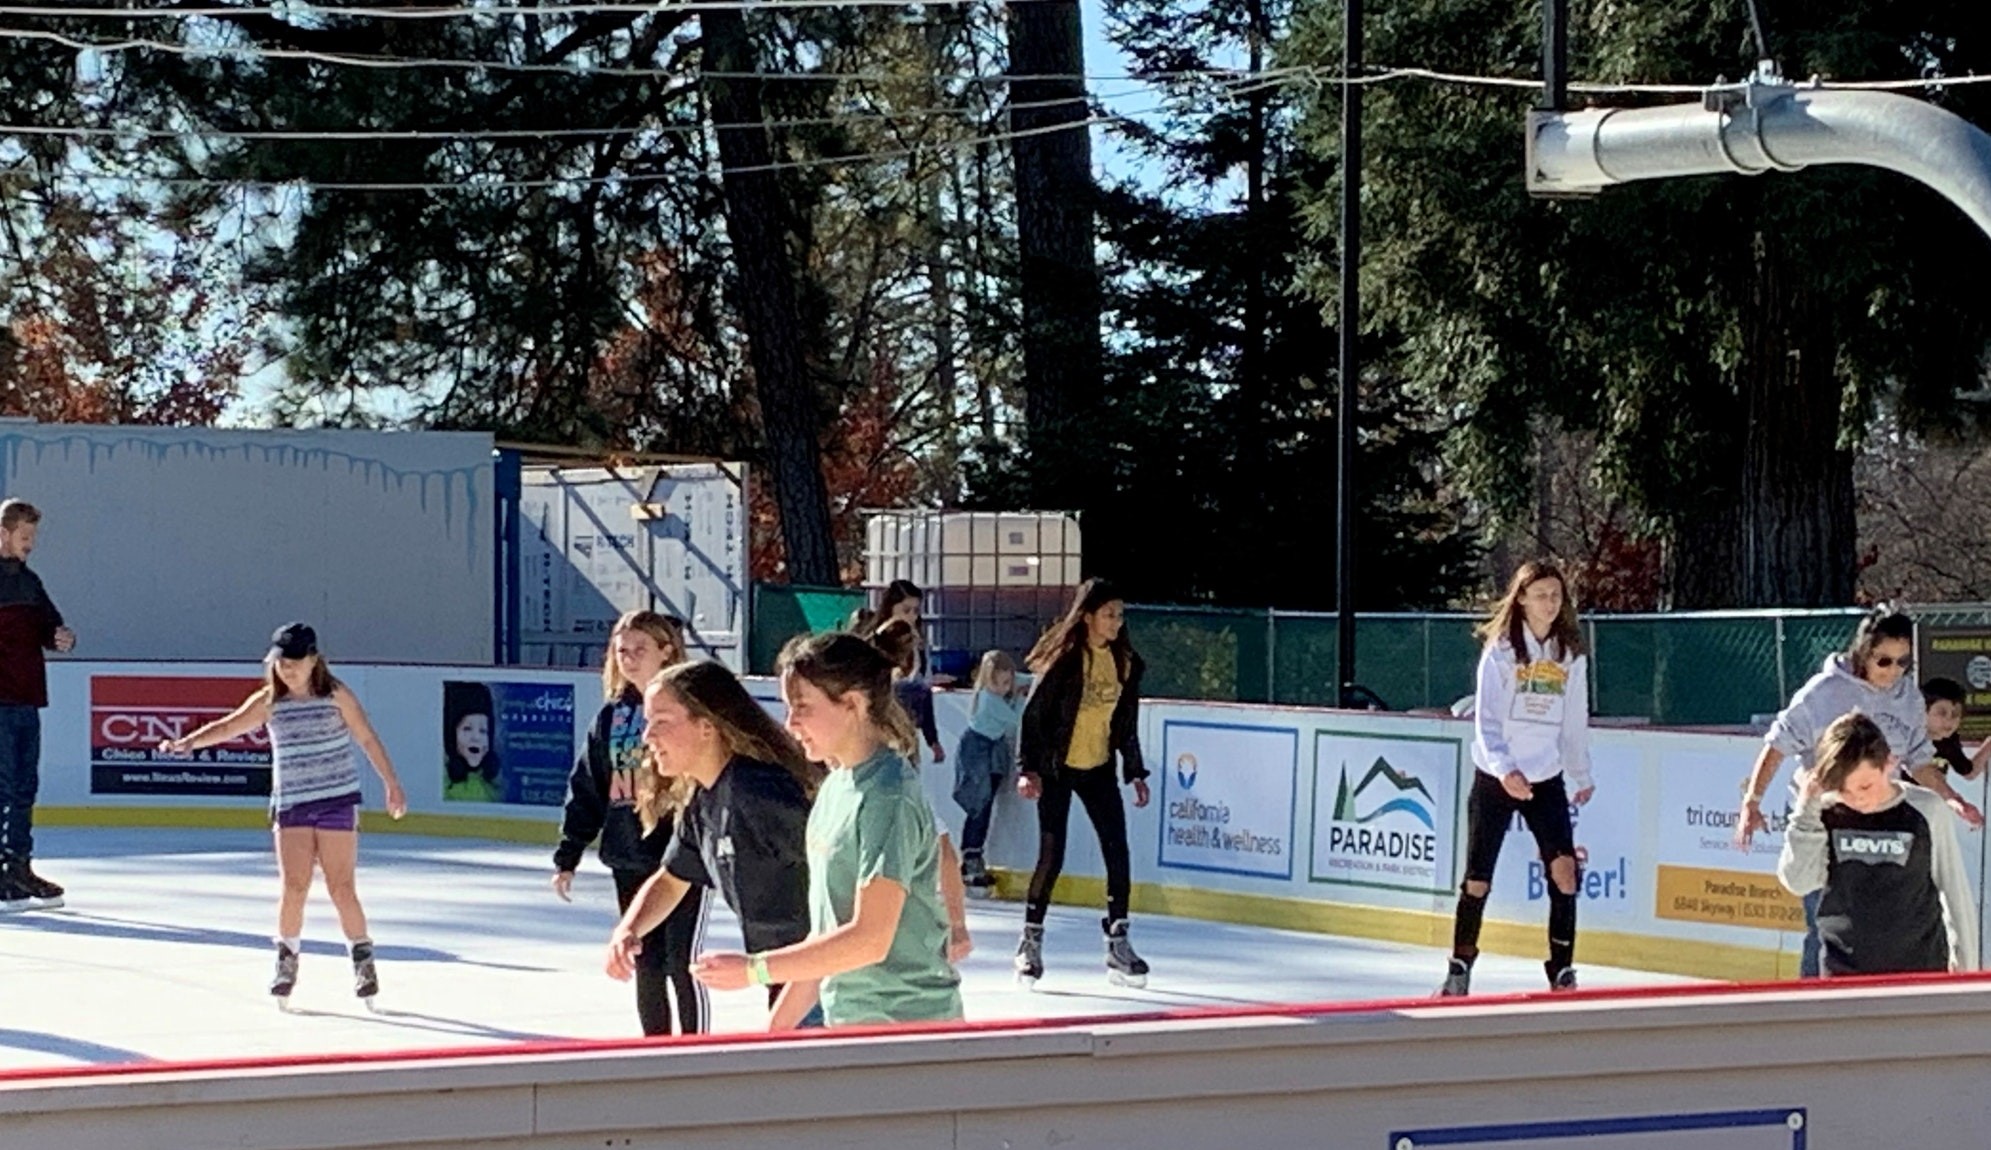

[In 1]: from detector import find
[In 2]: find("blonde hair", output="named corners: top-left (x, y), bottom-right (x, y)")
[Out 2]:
top-left (635, 662), bottom-right (823, 834)
top-left (777, 632), bottom-right (921, 761)
top-left (602, 611), bottom-right (687, 700)
top-left (974, 649), bottom-right (1019, 698)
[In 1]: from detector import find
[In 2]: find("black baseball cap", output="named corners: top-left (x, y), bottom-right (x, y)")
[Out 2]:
top-left (269, 623), bottom-right (318, 660)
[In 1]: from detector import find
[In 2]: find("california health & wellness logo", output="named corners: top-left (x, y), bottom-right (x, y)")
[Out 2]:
top-left (1175, 752), bottom-right (1198, 791)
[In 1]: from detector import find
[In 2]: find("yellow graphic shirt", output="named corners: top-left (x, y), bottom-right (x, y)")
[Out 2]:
top-left (1065, 648), bottom-right (1122, 770)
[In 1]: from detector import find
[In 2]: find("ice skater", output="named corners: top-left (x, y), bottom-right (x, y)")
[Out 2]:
top-left (1777, 711), bottom-right (1978, 976)
top-left (953, 649), bottom-right (1025, 896)
top-left (1735, 607), bottom-right (1975, 978)
top-left (1439, 561), bottom-right (1594, 997)
top-left (160, 623), bottom-right (406, 1008)
top-left (555, 610), bottom-right (707, 1036)
top-left (605, 660), bottom-right (822, 1025)
top-left (691, 634), bottom-right (963, 1028)
top-left (1014, 578), bottom-right (1152, 989)
top-left (0, 498), bottom-right (76, 911)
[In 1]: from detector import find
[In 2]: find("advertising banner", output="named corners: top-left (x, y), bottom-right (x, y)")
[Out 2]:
top-left (90, 675), bottom-right (270, 797)
top-left (1309, 730), bottom-right (1462, 895)
top-left (1917, 624), bottom-right (1991, 742)
top-left (1157, 720), bottom-right (1299, 880)
top-left (442, 680), bottom-right (578, 806)
top-left (1652, 748), bottom-right (1803, 932)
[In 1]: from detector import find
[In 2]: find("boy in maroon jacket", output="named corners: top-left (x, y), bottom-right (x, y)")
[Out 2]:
top-left (0, 500), bottom-right (75, 910)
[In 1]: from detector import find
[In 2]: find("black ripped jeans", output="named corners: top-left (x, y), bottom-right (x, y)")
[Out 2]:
top-left (1024, 764), bottom-right (1131, 926)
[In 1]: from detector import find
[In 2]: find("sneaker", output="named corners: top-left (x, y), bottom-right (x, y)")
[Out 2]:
top-left (271, 942), bottom-right (300, 999)
top-left (1436, 957), bottom-right (1472, 997)
top-left (1548, 964), bottom-right (1578, 992)
top-left (1014, 924), bottom-right (1045, 986)
top-left (1103, 918), bottom-right (1149, 988)
top-left (10, 859), bottom-right (63, 909)
top-left (351, 940), bottom-right (379, 999)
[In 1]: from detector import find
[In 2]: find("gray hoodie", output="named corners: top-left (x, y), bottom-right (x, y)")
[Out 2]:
top-left (1765, 655), bottom-right (1935, 778)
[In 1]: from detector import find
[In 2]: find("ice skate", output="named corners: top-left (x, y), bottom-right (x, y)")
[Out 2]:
top-left (1548, 963), bottom-right (1578, 993)
top-left (1103, 918), bottom-right (1148, 989)
top-left (0, 864), bottom-right (32, 914)
top-left (961, 851), bottom-right (996, 900)
top-left (1436, 957), bottom-right (1472, 998)
top-left (271, 942), bottom-right (300, 1009)
top-left (9, 860), bottom-right (63, 910)
top-left (1014, 923), bottom-right (1044, 988)
top-left (351, 939), bottom-right (380, 1007)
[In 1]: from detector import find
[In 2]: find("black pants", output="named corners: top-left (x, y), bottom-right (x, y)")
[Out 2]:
top-left (1025, 765), bottom-right (1130, 925)
top-left (613, 868), bottom-right (707, 1037)
top-left (1453, 771), bottom-right (1577, 966)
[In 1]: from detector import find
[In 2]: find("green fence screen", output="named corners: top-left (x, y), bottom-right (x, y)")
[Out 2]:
top-left (748, 589), bottom-right (1991, 727)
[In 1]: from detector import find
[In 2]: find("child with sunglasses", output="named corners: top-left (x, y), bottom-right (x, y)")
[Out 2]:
top-left (1735, 608), bottom-right (1981, 978)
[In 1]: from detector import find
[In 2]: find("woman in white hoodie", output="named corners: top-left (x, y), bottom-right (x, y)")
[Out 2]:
top-left (1439, 561), bottom-right (1594, 997)
top-left (1735, 607), bottom-right (1982, 978)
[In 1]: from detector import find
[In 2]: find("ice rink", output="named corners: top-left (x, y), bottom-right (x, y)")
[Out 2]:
top-left (0, 827), bottom-right (1702, 1072)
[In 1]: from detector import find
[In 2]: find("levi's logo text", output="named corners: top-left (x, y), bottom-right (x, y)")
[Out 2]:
top-left (1834, 829), bottom-right (1912, 866)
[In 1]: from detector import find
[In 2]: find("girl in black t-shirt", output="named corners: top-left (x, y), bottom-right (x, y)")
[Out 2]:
top-left (605, 661), bottom-right (824, 1021)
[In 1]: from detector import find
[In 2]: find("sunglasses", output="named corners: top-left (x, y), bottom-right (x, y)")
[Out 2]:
top-left (1872, 655), bottom-right (1912, 670)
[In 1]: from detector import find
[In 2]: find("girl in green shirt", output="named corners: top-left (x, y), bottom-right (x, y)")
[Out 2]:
top-left (691, 632), bottom-right (964, 1027)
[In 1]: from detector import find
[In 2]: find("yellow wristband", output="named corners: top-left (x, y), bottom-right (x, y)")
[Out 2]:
top-left (747, 953), bottom-right (771, 987)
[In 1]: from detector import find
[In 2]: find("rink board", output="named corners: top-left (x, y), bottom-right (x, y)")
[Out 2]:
top-left (32, 660), bottom-right (1991, 981)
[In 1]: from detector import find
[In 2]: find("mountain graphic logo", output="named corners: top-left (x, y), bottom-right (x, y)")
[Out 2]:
top-left (1332, 757), bottom-right (1436, 831)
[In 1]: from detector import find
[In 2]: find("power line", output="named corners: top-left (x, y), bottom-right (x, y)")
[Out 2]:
top-left (1, 24), bottom-right (1295, 85)
top-left (14, 110), bottom-right (1142, 191)
top-left (6, 1), bottom-right (1043, 17)
top-left (0, 92), bottom-right (1109, 141)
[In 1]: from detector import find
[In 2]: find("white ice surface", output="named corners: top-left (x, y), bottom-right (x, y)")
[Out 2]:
top-left (0, 828), bottom-right (1702, 1071)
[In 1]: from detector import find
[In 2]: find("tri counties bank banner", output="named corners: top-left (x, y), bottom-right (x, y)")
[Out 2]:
top-left (90, 675), bottom-right (272, 797)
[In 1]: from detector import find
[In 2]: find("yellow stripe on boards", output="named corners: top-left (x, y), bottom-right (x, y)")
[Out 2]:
top-left (36, 805), bottom-right (562, 846)
top-left (987, 869), bottom-right (1797, 983)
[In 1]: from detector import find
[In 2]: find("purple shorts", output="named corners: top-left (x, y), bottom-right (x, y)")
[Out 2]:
top-left (273, 794), bottom-right (362, 832)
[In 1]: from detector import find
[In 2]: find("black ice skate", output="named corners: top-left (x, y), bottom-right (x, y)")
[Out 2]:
top-left (351, 940), bottom-right (381, 1010)
top-left (1548, 963), bottom-right (1578, 993)
top-left (1014, 923), bottom-right (1045, 988)
top-left (1103, 918), bottom-right (1148, 989)
top-left (1436, 957), bottom-right (1472, 998)
top-left (0, 863), bottom-right (32, 914)
top-left (961, 851), bottom-right (996, 899)
top-left (271, 942), bottom-right (300, 1008)
top-left (10, 859), bottom-right (64, 910)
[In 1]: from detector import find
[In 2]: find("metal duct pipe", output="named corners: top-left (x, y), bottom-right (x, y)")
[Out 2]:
top-left (1527, 79), bottom-right (1991, 240)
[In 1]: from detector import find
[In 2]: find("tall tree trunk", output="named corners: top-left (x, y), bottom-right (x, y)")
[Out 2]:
top-left (1736, 234), bottom-right (1856, 606)
top-left (1008, 0), bottom-right (1103, 509)
top-left (1668, 235), bottom-right (1854, 608)
top-left (702, 9), bottom-right (839, 586)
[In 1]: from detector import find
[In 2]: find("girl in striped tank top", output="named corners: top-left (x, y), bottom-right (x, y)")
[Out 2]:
top-left (161, 623), bottom-right (407, 1009)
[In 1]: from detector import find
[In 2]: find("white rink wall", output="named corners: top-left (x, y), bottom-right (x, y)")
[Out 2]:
top-left (8, 978), bottom-right (1991, 1149)
top-left (39, 660), bottom-right (1991, 980)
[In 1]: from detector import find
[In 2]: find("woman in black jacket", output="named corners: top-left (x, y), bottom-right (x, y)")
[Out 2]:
top-left (1013, 578), bottom-right (1151, 989)
top-left (552, 610), bottom-right (707, 1036)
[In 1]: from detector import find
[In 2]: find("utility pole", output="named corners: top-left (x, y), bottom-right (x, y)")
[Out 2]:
top-left (1334, 0), bottom-right (1361, 708)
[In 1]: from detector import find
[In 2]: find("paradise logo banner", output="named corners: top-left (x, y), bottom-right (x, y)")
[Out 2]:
top-left (91, 675), bottom-right (270, 797)
top-left (1309, 730), bottom-right (1462, 895)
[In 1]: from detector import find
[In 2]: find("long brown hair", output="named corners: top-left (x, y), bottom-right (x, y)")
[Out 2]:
top-left (266, 653), bottom-right (338, 701)
top-left (602, 610), bottom-right (687, 700)
top-left (635, 661), bottom-right (824, 834)
top-left (1477, 561), bottom-right (1585, 662)
top-left (870, 618), bottom-right (920, 677)
top-left (1845, 606), bottom-right (1915, 680)
top-left (777, 632), bottom-right (921, 761)
top-left (1026, 577), bottom-right (1134, 678)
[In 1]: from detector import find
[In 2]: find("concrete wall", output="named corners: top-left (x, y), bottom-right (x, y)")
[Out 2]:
top-left (2, 424), bottom-right (493, 664)
top-left (5, 977), bottom-right (1990, 1148)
